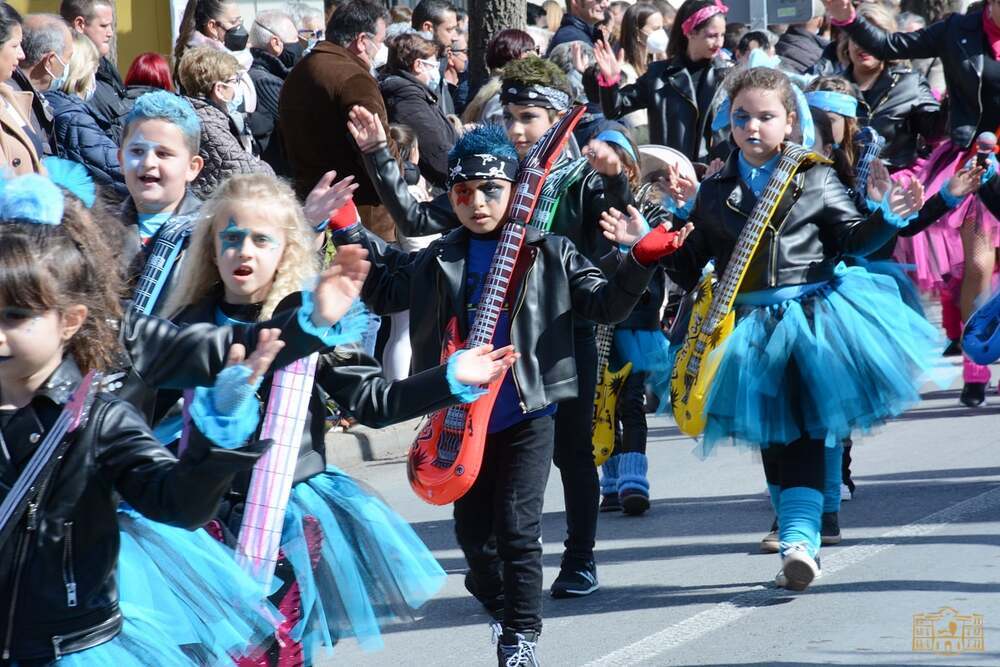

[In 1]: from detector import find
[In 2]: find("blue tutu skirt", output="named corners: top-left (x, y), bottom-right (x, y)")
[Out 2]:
top-left (116, 509), bottom-right (279, 665)
top-left (56, 608), bottom-right (194, 667)
top-left (700, 264), bottom-right (953, 455)
top-left (612, 327), bottom-right (673, 402)
top-left (282, 467), bottom-right (446, 658)
top-left (853, 257), bottom-right (923, 315)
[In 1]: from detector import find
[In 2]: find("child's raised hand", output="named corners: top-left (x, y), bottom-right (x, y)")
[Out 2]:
top-left (947, 164), bottom-right (985, 199)
top-left (704, 158), bottom-right (725, 179)
top-left (304, 170), bottom-right (359, 228)
top-left (226, 328), bottom-right (286, 384)
top-left (585, 139), bottom-right (622, 176)
top-left (453, 344), bottom-right (519, 386)
top-left (632, 222), bottom-right (693, 266)
top-left (311, 244), bottom-right (370, 328)
top-left (866, 159), bottom-right (892, 203)
top-left (593, 40), bottom-right (623, 81)
top-left (571, 41), bottom-right (588, 73)
top-left (887, 178), bottom-right (925, 220)
top-left (347, 106), bottom-right (388, 154)
top-left (666, 163), bottom-right (698, 209)
top-left (600, 206), bottom-right (647, 246)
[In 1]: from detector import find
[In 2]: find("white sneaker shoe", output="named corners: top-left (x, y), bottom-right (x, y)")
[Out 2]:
top-left (840, 483), bottom-right (853, 501)
top-left (774, 543), bottom-right (821, 591)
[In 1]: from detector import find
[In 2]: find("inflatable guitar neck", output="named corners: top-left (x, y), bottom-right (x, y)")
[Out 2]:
top-left (408, 106), bottom-right (586, 505)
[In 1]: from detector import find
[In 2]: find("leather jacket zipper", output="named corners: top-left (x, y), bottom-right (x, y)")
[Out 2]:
top-left (51, 614), bottom-right (122, 660)
top-left (509, 260), bottom-right (536, 412)
top-left (62, 520), bottom-right (78, 607)
top-left (2, 493), bottom-right (43, 660)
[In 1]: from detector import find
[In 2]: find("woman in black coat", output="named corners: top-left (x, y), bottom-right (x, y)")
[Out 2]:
top-left (379, 32), bottom-right (458, 190)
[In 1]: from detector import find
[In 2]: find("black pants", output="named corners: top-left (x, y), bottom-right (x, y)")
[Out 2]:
top-left (553, 325), bottom-right (599, 565)
top-left (760, 437), bottom-right (825, 492)
top-left (454, 415), bottom-right (554, 633)
top-left (614, 370), bottom-right (648, 455)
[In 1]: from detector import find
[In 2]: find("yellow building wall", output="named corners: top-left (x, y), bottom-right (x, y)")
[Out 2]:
top-left (8, 0), bottom-right (174, 78)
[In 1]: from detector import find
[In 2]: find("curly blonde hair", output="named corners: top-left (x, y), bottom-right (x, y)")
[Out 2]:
top-left (163, 173), bottom-right (320, 320)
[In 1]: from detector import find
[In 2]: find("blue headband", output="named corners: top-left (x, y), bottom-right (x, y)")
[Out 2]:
top-left (595, 130), bottom-right (638, 163)
top-left (805, 91), bottom-right (858, 119)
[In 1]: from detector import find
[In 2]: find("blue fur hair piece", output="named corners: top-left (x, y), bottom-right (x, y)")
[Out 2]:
top-left (42, 157), bottom-right (96, 208)
top-left (124, 90), bottom-right (201, 151)
top-left (0, 174), bottom-right (66, 225)
top-left (448, 123), bottom-right (518, 163)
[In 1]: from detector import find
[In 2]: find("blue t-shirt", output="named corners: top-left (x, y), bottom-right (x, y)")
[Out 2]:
top-left (137, 210), bottom-right (175, 244)
top-left (466, 236), bottom-right (555, 433)
top-left (738, 152), bottom-right (782, 198)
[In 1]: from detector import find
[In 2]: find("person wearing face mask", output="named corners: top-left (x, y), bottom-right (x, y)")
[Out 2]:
top-left (173, 0), bottom-right (257, 119)
top-left (178, 46), bottom-right (273, 198)
top-left (379, 32), bottom-right (457, 189)
top-left (279, 0), bottom-right (393, 238)
top-left (14, 13), bottom-right (74, 159)
top-left (596, 0), bottom-right (732, 162)
top-left (45, 33), bottom-right (128, 197)
top-left (445, 33), bottom-right (469, 115)
top-left (247, 10), bottom-right (299, 174)
top-left (617, 3), bottom-right (667, 144)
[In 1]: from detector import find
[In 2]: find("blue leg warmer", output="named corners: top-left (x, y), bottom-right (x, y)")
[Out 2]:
top-left (778, 487), bottom-right (823, 558)
top-left (617, 452), bottom-right (649, 497)
top-left (823, 443), bottom-right (844, 514)
top-left (600, 455), bottom-right (620, 496)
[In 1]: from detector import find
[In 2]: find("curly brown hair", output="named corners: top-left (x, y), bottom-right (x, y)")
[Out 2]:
top-left (387, 31), bottom-right (438, 74)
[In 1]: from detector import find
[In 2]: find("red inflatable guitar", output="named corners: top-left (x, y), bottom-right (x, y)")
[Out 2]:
top-left (408, 106), bottom-right (586, 505)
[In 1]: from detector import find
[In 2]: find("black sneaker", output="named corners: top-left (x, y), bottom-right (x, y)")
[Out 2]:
top-left (943, 338), bottom-right (963, 357)
top-left (620, 489), bottom-right (650, 516)
top-left (599, 493), bottom-right (622, 512)
top-left (550, 559), bottom-right (599, 598)
top-left (497, 629), bottom-right (539, 667)
top-left (760, 518), bottom-right (780, 553)
top-left (821, 512), bottom-right (842, 545)
top-left (961, 382), bottom-right (987, 407)
top-left (465, 570), bottom-right (504, 620)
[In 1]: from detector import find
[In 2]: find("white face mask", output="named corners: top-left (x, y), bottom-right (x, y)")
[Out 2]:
top-left (373, 43), bottom-right (389, 69)
top-left (646, 28), bottom-right (668, 55)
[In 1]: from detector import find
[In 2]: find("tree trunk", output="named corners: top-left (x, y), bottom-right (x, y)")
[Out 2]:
top-left (468, 0), bottom-right (525, 91)
top-left (901, 0), bottom-right (964, 24)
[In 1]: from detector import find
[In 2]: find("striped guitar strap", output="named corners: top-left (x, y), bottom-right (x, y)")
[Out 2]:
top-left (235, 353), bottom-right (320, 592)
top-left (131, 214), bottom-right (197, 316)
top-left (529, 156), bottom-right (588, 233)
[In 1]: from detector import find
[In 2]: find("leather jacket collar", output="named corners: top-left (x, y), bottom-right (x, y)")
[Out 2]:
top-left (35, 357), bottom-right (84, 406)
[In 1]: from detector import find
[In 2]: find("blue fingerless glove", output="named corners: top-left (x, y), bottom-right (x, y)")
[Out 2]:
top-left (867, 189), bottom-right (917, 229)
top-left (300, 287), bottom-right (370, 347)
top-left (189, 365), bottom-right (262, 450)
top-left (446, 350), bottom-right (489, 403)
top-left (662, 192), bottom-right (695, 221)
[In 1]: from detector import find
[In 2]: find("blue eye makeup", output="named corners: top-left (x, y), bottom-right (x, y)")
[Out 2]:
top-left (732, 110), bottom-right (750, 129)
top-left (219, 218), bottom-right (249, 254)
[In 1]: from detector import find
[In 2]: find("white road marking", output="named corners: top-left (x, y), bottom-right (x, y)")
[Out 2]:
top-left (583, 485), bottom-right (1000, 667)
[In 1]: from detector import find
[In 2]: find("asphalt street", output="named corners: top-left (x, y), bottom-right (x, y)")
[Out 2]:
top-left (323, 359), bottom-right (1000, 666)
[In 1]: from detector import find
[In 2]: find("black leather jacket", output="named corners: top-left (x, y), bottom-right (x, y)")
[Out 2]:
top-left (842, 11), bottom-right (995, 148)
top-left (850, 64), bottom-right (944, 170)
top-left (599, 56), bottom-right (730, 162)
top-left (0, 359), bottom-right (267, 663)
top-left (161, 292), bottom-right (463, 508)
top-left (662, 151), bottom-right (900, 292)
top-left (335, 225), bottom-right (654, 412)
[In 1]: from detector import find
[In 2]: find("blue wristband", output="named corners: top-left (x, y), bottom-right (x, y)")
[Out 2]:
top-left (446, 350), bottom-right (489, 403)
top-left (619, 212), bottom-right (652, 253)
top-left (189, 365), bottom-right (262, 449)
top-left (940, 184), bottom-right (965, 209)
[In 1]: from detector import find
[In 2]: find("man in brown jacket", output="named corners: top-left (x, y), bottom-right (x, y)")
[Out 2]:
top-left (279, 0), bottom-right (389, 226)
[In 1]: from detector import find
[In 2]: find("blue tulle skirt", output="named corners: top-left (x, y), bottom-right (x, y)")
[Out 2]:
top-left (852, 257), bottom-right (923, 315)
top-left (283, 467), bottom-right (446, 658)
top-left (700, 264), bottom-right (953, 455)
top-left (115, 509), bottom-right (279, 665)
top-left (56, 609), bottom-right (195, 667)
top-left (612, 328), bottom-right (673, 398)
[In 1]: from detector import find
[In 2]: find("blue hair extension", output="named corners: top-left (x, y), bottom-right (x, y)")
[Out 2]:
top-left (449, 123), bottom-right (518, 163)
top-left (42, 157), bottom-right (96, 208)
top-left (0, 174), bottom-right (65, 225)
top-left (124, 90), bottom-right (201, 149)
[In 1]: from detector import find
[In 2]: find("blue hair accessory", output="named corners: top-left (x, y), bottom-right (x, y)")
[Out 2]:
top-left (805, 91), bottom-right (859, 119)
top-left (42, 157), bottom-right (96, 208)
top-left (595, 130), bottom-right (638, 163)
top-left (0, 174), bottom-right (65, 225)
top-left (791, 85), bottom-right (815, 149)
top-left (712, 96), bottom-right (732, 132)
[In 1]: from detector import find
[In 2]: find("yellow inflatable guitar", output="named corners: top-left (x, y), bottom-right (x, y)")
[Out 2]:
top-left (670, 143), bottom-right (828, 436)
top-left (592, 324), bottom-right (630, 465)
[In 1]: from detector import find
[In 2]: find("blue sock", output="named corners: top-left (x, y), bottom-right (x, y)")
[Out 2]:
top-left (823, 443), bottom-right (843, 514)
top-left (778, 487), bottom-right (823, 558)
top-left (768, 483), bottom-right (782, 515)
top-left (617, 452), bottom-right (649, 497)
top-left (600, 455), bottom-right (620, 496)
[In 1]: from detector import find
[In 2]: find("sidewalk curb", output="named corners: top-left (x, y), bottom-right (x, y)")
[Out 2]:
top-left (325, 417), bottom-right (422, 470)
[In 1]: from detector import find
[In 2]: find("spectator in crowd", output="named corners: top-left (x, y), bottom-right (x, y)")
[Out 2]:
top-left (391, 5), bottom-right (413, 24)
top-left (775, 0), bottom-right (829, 74)
top-left (288, 1), bottom-right (325, 51)
top-left (14, 13), bottom-right (73, 158)
top-left (411, 0), bottom-right (458, 114)
top-left (380, 31), bottom-right (457, 189)
top-left (124, 52), bottom-right (174, 91)
top-left (618, 2), bottom-right (668, 143)
top-left (45, 33), bottom-right (127, 196)
top-left (896, 10), bottom-right (945, 93)
top-left (0, 3), bottom-right (42, 175)
top-left (248, 9), bottom-right (297, 171)
top-left (544, 0), bottom-right (565, 33)
top-left (173, 0), bottom-right (257, 119)
top-left (528, 2), bottom-right (547, 29)
top-left (279, 0), bottom-right (391, 236)
top-left (654, 0), bottom-right (677, 31)
top-left (60, 0), bottom-right (126, 141)
top-left (736, 29), bottom-right (777, 63)
top-left (548, 0), bottom-right (609, 54)
top-left (609, 0), bottom-right (630, 41)
top-left (177, 45), bottom-right (273, 198)
top-left (461, 28), bottom-right (537, 124)
top-left (445, 32), bottom-right (469, 115)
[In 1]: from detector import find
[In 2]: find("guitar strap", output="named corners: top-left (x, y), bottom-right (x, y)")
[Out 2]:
top-left (131, 214), bottom-right (196, 316)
